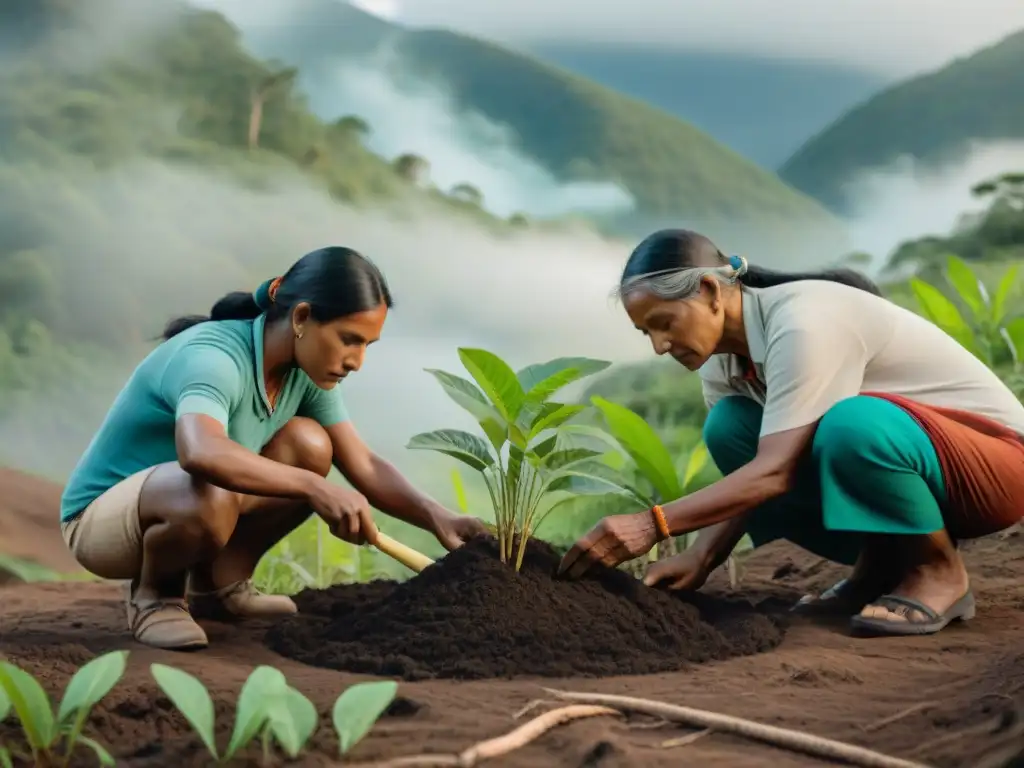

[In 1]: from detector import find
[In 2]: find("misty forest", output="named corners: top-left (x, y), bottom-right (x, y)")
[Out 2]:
top-left (1, 0), bottom-right (1024, 765)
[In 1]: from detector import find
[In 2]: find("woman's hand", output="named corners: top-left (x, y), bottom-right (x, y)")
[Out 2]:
top-left (557, 511), bottom-right (661, 579)
top-left (643, 548), bottom-right (711, 591)
top-left (430, 509), bottom-right (489, 551)
top-left (306, 476), bottom-right (379, 546)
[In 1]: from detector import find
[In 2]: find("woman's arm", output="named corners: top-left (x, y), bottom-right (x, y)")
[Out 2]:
top-left (176, 414), bottom-right (324, 498)
top-left (662, 422), bottom-right (816, 536)
top-left (325, 420), bottom-right (448, 531)
top-left (558, 424), bottom-right (816, 577)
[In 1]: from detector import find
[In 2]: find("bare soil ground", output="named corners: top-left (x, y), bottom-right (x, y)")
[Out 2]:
top-left (2, 468), bottom-right (1023, 767)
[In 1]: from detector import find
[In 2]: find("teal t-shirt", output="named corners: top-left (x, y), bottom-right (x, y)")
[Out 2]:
top-left (60, 314), bottom-right (349, 522)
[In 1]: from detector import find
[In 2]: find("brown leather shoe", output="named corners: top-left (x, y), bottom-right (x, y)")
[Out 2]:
top-left (125, 584), bottom-right (209, 650)
top-left (189, 579), bottom-right (297, 620)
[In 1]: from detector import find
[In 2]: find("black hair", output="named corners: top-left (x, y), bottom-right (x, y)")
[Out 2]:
top-left (162, 246), bottom-right (394, 341)
top-left (620, 229), bottom-right (882, 296)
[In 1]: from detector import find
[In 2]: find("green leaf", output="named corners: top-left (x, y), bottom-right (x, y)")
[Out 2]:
top-left (458, 348), bottom-right (526, 420)
top-left (542, 449), bottom-right (599, 472)
top-left (528, 434), bottom-right (558, 461)
top-left (1004, 317), bottom-right (1024, 365)
top-left (267, 687), bottom-right (318, 758)
top-left (516, 357), bottom-right (611, 401)
top-left (77, 735), bottom-right (115, 766)
top-left (554, 425), bottom-right (625, 456)
top-left (57, 650), bottom-right (128, 724)
top-left (0, 745), bottom-right (11, 768)
top-left (406, 429), bottom-right (495, 472)
top-left (450, 469), bottom-right (469, 514)
top-left (227, 666), bottom-right (288, 758)
top-left (992, 264), bottom-right (1021, 325)
top-left (0, 679), bottom-right (9, 722)
top-left (479, 418), bottom-right (508, 452)
top-left (680, 441), bottom-right (711, 491)
top-left (944, 254), bottom-right (986, 319)
top-left (909, 278), bottom-right (983, 358)
top-left (591, 397), bottom-right (683, 501)
top-left (527, 403), bottom-right (585, 440)
top-left (333, 680), bottom-right (398, 755)
top-left (0, 662), bottom-right (55, 750)
top-left (150, 664), bottom-right (218, 759)
top-left (424, 369), bottom-right (503, 424)
top-left (546, 460), bottom-right (651, 506)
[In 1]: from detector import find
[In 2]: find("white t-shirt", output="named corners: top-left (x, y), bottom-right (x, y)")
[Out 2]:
top-left (699, 281), bottom-right (1024, 438)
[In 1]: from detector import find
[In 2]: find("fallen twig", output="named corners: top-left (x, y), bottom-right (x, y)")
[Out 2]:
top-left (543, 689), bottom-right (931, 768)
top-left (661, 728), bottom-right (712, 749)
top-left (366, 704), bottom-right (620, 767)
top-left (512, 699), bottom-right (552, 720)
top-left (862, 702), bottom-right (933, 733)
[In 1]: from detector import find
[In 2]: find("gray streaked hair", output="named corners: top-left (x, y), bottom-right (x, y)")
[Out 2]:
top-left (616, 255), bottom-right (749, 302)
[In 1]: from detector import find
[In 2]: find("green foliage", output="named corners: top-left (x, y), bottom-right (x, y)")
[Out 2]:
top-left (780, 28), bottom-right (1024, 211)
top-left (407, 349), bottom-right (615, 570)
top-left (0, 650), bottom-right (126, 766)
top-left (150, 663), bottom-right (395, 763)
top-left (910, 254), bottom-right (1022, 368)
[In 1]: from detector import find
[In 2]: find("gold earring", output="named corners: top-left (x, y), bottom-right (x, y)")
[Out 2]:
top-left (295, 330), bottom-right (303, 339)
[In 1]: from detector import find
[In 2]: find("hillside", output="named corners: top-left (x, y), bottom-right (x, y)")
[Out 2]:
top-left (780, 28), bottom-right (1024, 213)
top-left (528, 42), bottom-right (886, 170)
top-left (229, 0), bottom-right (848, 250)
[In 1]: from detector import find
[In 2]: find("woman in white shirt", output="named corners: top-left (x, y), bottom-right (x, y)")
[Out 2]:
top-left (559, 229), bottom-right (1024, 638)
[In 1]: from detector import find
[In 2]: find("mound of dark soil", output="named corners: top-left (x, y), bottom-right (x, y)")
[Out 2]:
top-left (264, 536), bottom-right (784, 680)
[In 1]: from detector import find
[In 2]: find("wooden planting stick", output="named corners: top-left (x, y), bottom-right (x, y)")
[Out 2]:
top-left (374, 532), bottom-right (434, 573)
top-left (544, 689), bottom-right (931, 768)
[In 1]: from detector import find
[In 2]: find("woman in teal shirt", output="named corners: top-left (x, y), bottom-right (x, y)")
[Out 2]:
top-left (60, 246), bottom-right (485, 650)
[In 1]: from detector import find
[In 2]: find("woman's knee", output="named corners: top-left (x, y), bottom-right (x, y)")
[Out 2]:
top-left (140, 464), bottom-right (240, 552)
top-left (813, 396), bottom-right (908, 468)
top-left (703, 396), bottom-right (762, 474)
top-left (262, 417), bottom-right (333, 477)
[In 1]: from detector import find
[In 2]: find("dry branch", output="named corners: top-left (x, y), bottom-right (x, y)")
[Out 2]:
top-left (544, 689), bottom-right (931, 768)
top-left (366, 704), bottom-right (620, 767)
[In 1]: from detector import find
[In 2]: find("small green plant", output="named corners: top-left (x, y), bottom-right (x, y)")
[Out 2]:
top-left (0, 650), bottom-right (126, 766)
top-left (407, 349), bottom-right (612, 570)
top-left (150, 664), bottom-right (397, 764)
top-left (910, 254), bottom-right (1024, 367)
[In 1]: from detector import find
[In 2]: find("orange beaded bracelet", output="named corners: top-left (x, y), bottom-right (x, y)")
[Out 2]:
top-left (651, 504), bottom-right (671, 541)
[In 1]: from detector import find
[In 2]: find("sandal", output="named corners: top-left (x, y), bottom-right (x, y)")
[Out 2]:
top-left (849, 591), bottom-right (976, 637)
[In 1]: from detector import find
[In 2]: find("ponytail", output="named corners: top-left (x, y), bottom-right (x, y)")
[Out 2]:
top-left (740, 265), bottom-right (882, 296)
top-left (161, 278), bottom-right (279, 341)
top-left (159, 247), bottom-right (392, 342)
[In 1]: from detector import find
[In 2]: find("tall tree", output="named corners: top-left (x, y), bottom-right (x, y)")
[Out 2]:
top-left (248, 67), bottom-right (298, 151)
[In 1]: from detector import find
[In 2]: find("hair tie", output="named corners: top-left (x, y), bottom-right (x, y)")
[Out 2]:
top-left (728, 255), bottom-right (748, 276)
top-left (252, 276), bottom-right (282, 311)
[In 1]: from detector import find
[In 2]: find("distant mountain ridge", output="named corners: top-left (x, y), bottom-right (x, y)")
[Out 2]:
top-left (526, 42), bottom-right (888, 170)
top-left (780, 28), bottom-right (1024, 212)
top-left (231, 0), bottom-right (848, 256)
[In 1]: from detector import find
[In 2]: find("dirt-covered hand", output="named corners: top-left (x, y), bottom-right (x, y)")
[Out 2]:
top-left (307, 477), bottom-right (378, 546)
top-left (557, 511), bottom-right (660, 579)
top-left (643, 548), bottom-right (710, 591)
top-left (430, 510), bottom-right (488, 551)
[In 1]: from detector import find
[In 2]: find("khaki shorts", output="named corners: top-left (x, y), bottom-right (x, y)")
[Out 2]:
top-left (60, 467), bottom-right (158, 581)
